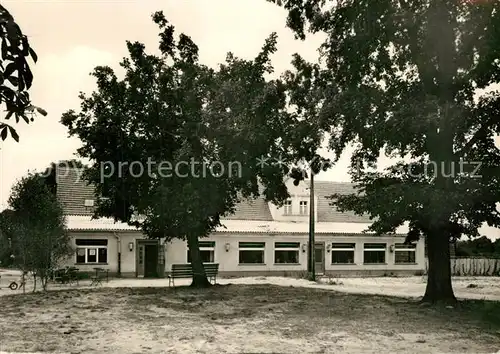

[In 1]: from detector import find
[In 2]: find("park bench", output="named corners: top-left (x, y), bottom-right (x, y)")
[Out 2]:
top-left (167, 263), bottom-right (219, 287)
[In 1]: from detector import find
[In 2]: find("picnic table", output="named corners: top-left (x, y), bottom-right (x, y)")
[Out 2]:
top-left (53, 267), bottom-right (79, 285)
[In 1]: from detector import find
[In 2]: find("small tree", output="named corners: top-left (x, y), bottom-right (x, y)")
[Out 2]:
top-left (0, 4), bottom-right (46, 142)
top-left (0, 209), bottom-right (17, 266)
top-left (8, 172), bottom-right (72, 291)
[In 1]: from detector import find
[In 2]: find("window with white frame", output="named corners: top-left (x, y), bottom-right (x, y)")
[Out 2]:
top-left (76, 239), bottom-right (108, 264)
top-left (331, 243), bottom-right (355, 264)
top-left (394, 243), bottom-right (416, 264)
top-left (283, 200), bottom-right (292, 215)
top-left (299, 201), bottom-right (308, 215)
top-left (274, 242), bottom-right (300, 264)
top-left (239, 242), bottom-right (265, 264)
top-left (187, 241), bottom-right (215, 263)
top-left (363, 243), bottom-right (386, 264)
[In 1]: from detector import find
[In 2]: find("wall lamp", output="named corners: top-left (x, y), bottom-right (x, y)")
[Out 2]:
top-left (301, 243), bottom-right (307, 253)
top-left (128, 242), bottom-right (134, 252)
top-left (389, 244), bottom-right (394, 253)
top-left (225, 243), bottom-right (230, 252)
top-left (326, 244), bottom-right (331, 253)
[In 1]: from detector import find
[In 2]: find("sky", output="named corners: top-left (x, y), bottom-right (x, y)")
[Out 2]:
top-left (0, 0), bottom-right (341, 209)
top-left (0, 0), bottom-right (498, 239)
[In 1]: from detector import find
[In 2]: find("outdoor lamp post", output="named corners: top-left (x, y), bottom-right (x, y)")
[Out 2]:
top-left (308, 170), bottom-right (315, 281)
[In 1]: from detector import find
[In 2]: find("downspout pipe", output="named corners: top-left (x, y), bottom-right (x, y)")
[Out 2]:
top-left (113, 232), bottom-right (121, 277)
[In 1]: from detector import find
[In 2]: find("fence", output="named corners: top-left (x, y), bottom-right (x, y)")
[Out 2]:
top-left (425, 257), bottom-right (500, 276)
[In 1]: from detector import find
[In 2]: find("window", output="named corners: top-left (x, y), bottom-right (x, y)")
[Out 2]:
top-left (76, 239), bottom-right (108, 264)
top-left (239, 242), bottom-right (265, 264)
top-left (363, 243), bottom-right (386, 264)
top-left (299, 201), bottom-right (308, 215)
top-left (158, 244), bottom-right (165, 265)
top-left (138, 246), bottom-right (144, 265)
top-left (395, 243), bottom-right (416, 264)
top-left (274, 242), bottom-right (300, 264)
top-left (284, 200), bottom-right (292, 215)
top-left (331, 243), bottom-right (355, 264)
top-left (187, 241), bottom-right (215, 263)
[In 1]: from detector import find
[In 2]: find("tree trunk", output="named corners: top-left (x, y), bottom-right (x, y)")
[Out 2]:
top-left (422, 228), bottom-right (456, 304)
top-left (41, 271), bottom-right (48, 291)
top-left (21, 271), bottom-right (26, 294)
top-left (32, 273), bottom-right (37, 293)
top-left (186, 233), bottom-right (211, 288)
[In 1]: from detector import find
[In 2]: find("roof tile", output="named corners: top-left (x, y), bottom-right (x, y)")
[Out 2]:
top-left (56, 167), bottom-right (369, 223)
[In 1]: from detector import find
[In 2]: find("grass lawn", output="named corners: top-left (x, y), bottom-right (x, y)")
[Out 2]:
top-left (0, 284), bottom-right (499, 353)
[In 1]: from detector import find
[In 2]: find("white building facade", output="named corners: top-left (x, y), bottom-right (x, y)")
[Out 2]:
top-left (58, 167), bottom-right (426, 278)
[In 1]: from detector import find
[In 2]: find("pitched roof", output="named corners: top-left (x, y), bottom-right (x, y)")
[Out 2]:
top-left (55, 166), bottom-right (274, 220)
top-left (55, 167), bottom-right (368, 223)
top-left (223, 198), bottom-right (273, 221)
top-left (313, 180), bottom-right (371, 223)
top-left (56, 167), bottom-right (94, 216)
top-left (65, 215), bottom-right (408, 235)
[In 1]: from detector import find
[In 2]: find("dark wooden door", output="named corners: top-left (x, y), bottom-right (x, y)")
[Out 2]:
top-left (144, 244), bottom-right (158, 278)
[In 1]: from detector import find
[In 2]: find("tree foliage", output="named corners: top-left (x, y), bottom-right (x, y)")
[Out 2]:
top-left (61, 11), bottom-right (300, 287)
top-left (7, 172), bottom-right (71, 290)
top-left (456, 236), bottom-right (500, 258)
top-left (0, 4), bottom-right (46, 142)
top-left (273, 0), bottom-right (500, 302)
top-left (0, 208), bottom-right (17, 266)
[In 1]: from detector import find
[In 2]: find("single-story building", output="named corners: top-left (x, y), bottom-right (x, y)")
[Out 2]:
top-left (57, 166), bottom-right (425, 277)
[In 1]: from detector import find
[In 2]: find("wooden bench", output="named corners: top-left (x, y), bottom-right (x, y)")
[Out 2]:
top-left (167, 263), bottom-right (219, 287)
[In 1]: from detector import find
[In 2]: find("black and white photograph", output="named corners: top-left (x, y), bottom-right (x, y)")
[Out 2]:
top-left (0, 0), bottom-right (499, 353)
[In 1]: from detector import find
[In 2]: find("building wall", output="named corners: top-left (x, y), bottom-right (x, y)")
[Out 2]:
top-left (165, 233), bottom-right (426, 276)
top-left (62, 231), bottom-right (146, 277)
top-left (268, 182), bottom-right (318, 222)
top-left (268, 198), bottom-right (318, 223)
top-left (62, 230), bottom-right (425, 278)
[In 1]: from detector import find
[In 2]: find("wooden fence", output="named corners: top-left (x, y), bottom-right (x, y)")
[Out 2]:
top-left (425, 257), bottom-right (500, 276)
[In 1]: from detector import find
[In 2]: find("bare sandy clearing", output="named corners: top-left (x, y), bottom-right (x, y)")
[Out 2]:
top-left (3, 274), bottom-right (500, 301)
top-left (0, 285), bottom-right (499, 353)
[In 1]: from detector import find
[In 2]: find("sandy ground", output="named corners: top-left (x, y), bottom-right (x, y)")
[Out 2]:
top-left (2, 270), bottom-right (500, 301)
top-left (0, 271), bottom-right (499, 353)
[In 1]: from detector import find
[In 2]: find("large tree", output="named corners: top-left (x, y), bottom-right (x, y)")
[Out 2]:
top-left (61, 12), bottom-right (301, 287)
top-left (273, 0), bottom-right (500, 302)
top-left (0, 4), bottom-right (46, 142)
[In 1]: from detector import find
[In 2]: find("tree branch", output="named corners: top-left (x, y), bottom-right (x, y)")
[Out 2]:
top-left (456, 116), bottom-right (495, 158)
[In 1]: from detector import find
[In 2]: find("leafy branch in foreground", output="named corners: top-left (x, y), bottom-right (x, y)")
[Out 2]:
top-left (0, 4), bottom-right (46, 142)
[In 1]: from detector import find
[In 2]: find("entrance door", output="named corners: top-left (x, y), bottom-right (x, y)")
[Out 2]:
top-left (136, 240), bottom-right (159, 278)
top-left (314, 242), bottom-right (325, 275)
top-left (136, 243), bottom-right (145, 277)
top-left (144, 244), bottom-right (159, 278)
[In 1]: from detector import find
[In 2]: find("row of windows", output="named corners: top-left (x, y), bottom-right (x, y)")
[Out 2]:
top-left (74, 239), bottom-right (417, 266)
top-left (283, 200), bottom-right (308, 215)
top-left (187, 241), bottom-right (417, 265)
